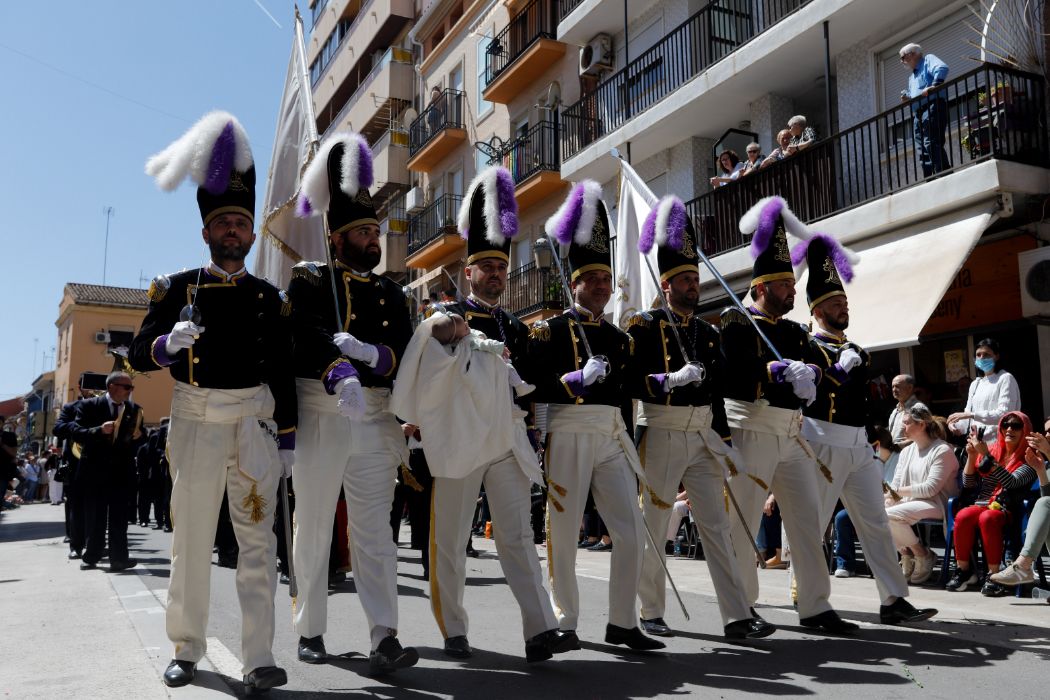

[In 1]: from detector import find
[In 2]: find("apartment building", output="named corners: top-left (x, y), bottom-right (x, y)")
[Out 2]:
top-left (554, 0), bottom-right (1050, 419)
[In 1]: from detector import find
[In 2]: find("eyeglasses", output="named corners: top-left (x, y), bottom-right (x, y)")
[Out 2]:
top-left (112, 384), bottom-right (134, 391)
top-left (747, 149), bottom-right (759, 154)
top-left (1002, 421), bottom-right (1024, 430)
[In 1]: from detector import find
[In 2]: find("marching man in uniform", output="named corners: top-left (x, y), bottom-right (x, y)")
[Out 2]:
top-left (391, 165), bottom-right (573, 663)
top-left (721, 197), bottom-right (856, 633)
top-left (527, 181), bottom-right (664, 651)
top-left (629, 196), bottom-right (775, 641)
top-left (791, 232), bottom-right (938, 624)
top-left (129, 111), bottom-right (297, 694)
top-left (288, 132), bottom-right (418, 674)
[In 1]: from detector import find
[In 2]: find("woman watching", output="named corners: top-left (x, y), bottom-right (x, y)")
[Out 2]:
top-left (739, 143), bottom-right (763, 176)
top-left (989, 416), bottom-right (1050, 589)
top-left (760, 130), bottom-right (793, 169)
top-left (947, 338), bottom-right (1021, 443)
top-left (884, 403), bottom-right (960, 584)
top-left (947, 411), bottom-right (1037, 595)
top-left (709, 150), bottom-right (744, 187)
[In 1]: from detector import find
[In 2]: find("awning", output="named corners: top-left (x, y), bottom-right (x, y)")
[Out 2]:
top-left (405, 266), bottom-right (444, 291)
top-left (787, 208), bottom-right (996, 352)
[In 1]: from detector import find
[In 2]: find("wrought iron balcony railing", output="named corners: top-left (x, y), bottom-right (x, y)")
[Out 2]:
top-left (493, 120), bottom-right (561, 185)
top-left (407, 194), bottom-right (463, 254)
top-left (503, 261), bottom-right (565, 318)
top-left (409, 89), bottom-right (466, 156)
top-left (485, 0), bottom-right (558, 85)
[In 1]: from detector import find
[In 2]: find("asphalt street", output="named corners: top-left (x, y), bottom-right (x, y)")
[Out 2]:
top-left (2, 501), bottom-right (1048, 699)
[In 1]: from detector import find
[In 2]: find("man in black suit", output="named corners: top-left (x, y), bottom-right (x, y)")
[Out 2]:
top-left (68, 371), bottom-right (144, 571)
top-left (53, 384), bottom-right (92, 559)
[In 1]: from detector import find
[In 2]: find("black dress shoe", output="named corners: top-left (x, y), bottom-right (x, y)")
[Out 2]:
top-left (587, 541), bottom-right (613, 552)
top-left (80, 561), bottom-right (97, 570)
top-left (298, 635), bottom-right (327, 663)
top-left (68, 550), bottom-right (81, 560)
top-left (163, 525), bottom-right (173, 533)
top-left (443, 635), bottom-right (473, 659)
top-left (604, 624), bottom-right (666, 650)
top-left (879, 598), bottom-right (937, 624)
top-left (640, 617), bottom-right (674, 637)
top-left (109, 558), bottom-right (137, 572)
top-left (524, 629), bottom-right (576, 663)
top-left (139, 521), bottom-right (150, 527)
top-left (749, 607), bottom-right (767, 624)
top-left (328, 571), bottom-right (346, 587)
top-left (243, 666), bottom-right (287, 695)
top-left (560, 630), bottom-right (582, 650)
top-left (724, 618), bottom-right (777, 640)
top-left (369, 636), bottom-right (419, 675)
top-left (465, 545), bottom-right (480, 558)
top-left (152, 523), bottom-right (164, 530)
top-left (162, 659), bottom-right (196, 688)
top-left (217, 554), bottom-right (238, 569)
top-left (799, 610), bottom-right (859, 634)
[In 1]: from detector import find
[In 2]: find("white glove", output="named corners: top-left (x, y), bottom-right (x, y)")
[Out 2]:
top-left (838, 348), bottom-right (862, 372)
top-left (791, 377), bottom-right (817, 405)
top-left (165, 321), bottom-right (205, 353)
top-left (783, 360), bottom-right (815, 383)
top-left (581, 357), bottom-right (609, 386)
top-left (666, 362), bottom-right (704, 390)
top-left (278, 449), bottom-right (295, 478)
top-left (336, 377), bottom-right (366, 420)
top-left (333, 332), bottom-right (380, 368)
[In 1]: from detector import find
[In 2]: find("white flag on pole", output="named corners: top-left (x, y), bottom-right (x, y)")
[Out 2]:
top-left (612, 153), bottom-right (661, 329)
top-left (253, 11), bottom-right (325, 289)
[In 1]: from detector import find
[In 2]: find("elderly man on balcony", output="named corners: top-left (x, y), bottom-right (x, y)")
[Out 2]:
top-left (900, 42), bottom-right (950, 177)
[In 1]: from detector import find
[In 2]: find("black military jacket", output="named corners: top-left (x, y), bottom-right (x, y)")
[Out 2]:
top-left (128, 268), bottom-right (297, 433)
top-left (287, 261), bottom-right (412, 391)
top-left (720, 305), bottom-right (814, 410)
top-left (524, 308), bottom-right (632, 407)
top-left (805, 329), bottom-right (871, 428)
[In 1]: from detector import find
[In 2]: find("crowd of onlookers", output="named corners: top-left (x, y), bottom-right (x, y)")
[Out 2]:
top-left (710, 115), bottom-right (819, 189)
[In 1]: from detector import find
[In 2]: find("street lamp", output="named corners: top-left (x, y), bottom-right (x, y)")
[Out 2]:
top-left (532, 237), bottom-right (552, 272)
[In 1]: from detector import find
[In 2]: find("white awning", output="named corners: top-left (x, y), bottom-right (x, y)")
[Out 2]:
top-left (787, 208), bottom-right (996, 352)
top-left (405, 266), bottom-right (444, 291)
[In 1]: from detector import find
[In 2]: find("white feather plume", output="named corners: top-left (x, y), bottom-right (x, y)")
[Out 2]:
top-left (738, 196), bottom-right (781, 235)
top-left (145, 111), bottom-right (252, 191)
top-left (653, 195), bottom-right (676, 247)
top-left (458, 165), bottom-right (507, 245)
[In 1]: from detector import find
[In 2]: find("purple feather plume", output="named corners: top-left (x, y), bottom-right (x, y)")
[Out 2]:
top-left (791, 232), bottom-right (855, 283)
top-left (639, 204), bottom-right (659, 253)
top-left (356, 138), bottom-right (374, 191)
top-left (666, 198), bottom-right (687, 251)
top-left (295, 195), bottom-right (312, 218)
top-left (495, 168), bottom-right (519, 238)
top-left (203, 122), bottom-right (237, 195)
top-left (751, 197), bottom-right (784, 259)
top-left (555, 183), bottom-right (587, 245)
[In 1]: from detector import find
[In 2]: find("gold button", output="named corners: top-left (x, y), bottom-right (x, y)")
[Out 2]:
top-left (576, 398), bottom-right (583, 404)
top-left (380, 299), bottom-right (386, 305)
top-left (666, 355), bottom-right (672, 361)
top-left (350, 313), bottom-right (357, 320)
top-left (193, 358), bottom-right (200, 364)
top-left (708, 342), bottom-right (714, 347)
top-left (829, 392), bottom-right (835, 398)
top-left (192, 381), bottom-right (199, 387)
top-left (382, 320), bottom-right (389, 326)
top-left (258, 293), bottom-right (264, 299)
top-left (831, 409), bottom-right (837, 413)
top-left (375, 282), bottom-right (380, 287)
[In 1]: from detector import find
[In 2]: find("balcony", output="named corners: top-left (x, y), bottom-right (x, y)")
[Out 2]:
top-left (318, 46), bottom-right (414, 139)
top-left (502, 261), bottom-right (565, 321)
top-left (406, 194), bottom-right (465, 269)
top-left (370, 128), bottom-right (410, 208)
top-left (684, 63), bottom-right (1048, 259)
top-left (407, 89), bottom-right (468, 173)
top-left (492, 120), bottom-right (565, 211)
top-left (482, 0), bottom-right (566, 104)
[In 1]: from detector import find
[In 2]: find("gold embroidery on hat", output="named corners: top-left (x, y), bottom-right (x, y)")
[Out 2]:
top-left (773, 226), bottom-right (790, 263)
top-left (586, 214), bottom-right (609, 253)
top-left (681, 222), bottom-right (697, 260)
top-left (823, 258), bottom-right (841, 285)
top-left (227, 171), bottom-right (248, 192)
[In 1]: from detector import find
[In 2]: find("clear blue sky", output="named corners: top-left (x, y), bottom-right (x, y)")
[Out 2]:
top-left (0, 1), bottom-right (301, 397)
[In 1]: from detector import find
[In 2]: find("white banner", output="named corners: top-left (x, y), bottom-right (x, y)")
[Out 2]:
top-left (612, 155), bottom-right (661, 329)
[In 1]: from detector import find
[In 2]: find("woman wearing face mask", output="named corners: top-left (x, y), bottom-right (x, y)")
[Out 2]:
top-left (946, 411), bottom-right (1037, 596)
top-left (947, 338), bottom-right (1020, 444)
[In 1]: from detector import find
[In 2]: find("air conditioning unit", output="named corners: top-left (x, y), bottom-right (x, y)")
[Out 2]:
top-left (1018, 246), bottom-right (1050, 317)
top-left (580, 34), bottom-right (613, 77)
top-left (405, 186), bottom-right (425, 214)
top-left (94, 331), bottom-right (111, 344)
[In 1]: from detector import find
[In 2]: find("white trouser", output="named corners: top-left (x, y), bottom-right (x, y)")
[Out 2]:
top-left (886, 501), bottom-right (943, 549)
top-left (637, 427), bottom-right (751, 625)
top-left (666, 501), bottom-right (688, 542)
top-left (292, 380), bottom-right (406, 649)
top-left (166, 383), bottom-right (280, 675)
top-left (429, 451), bottom-right (557, 642)
top-left (545, 406), bottom-right (644, 631)
top-left (49, 478), bottom-right (64, 504)
top-left (805, 419), bottom-right (910, 605)
top-left (725, 401), bottom-right (831, 619)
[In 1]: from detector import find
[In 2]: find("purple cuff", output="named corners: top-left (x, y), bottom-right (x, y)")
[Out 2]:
top-left (323, 360), bottom-right (359, 395)
top-left (825, 363), bottom-right (850, 385)
top-left (151, 335), bottom-right (176, 367)
top-left (768, 360), bottom-right (790, 384)
top-left (277, 431), bottom-right (295, 451)
top-left (373, 345), bottom-right (395, 378)
top-left (647, 374), bottom-right (669, 397)
top-left (560, 370), bottom-right (588, 398)
top-left (808, 363), bottom-right (824, 386)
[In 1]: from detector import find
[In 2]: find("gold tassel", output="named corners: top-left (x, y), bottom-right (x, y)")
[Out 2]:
top-left (401, 464), bottom-right (424, 492)
top-left (647, 485), bottom-right (672, 510)
top-left (548, 479), bottom-right (568, 498)
top-left (242, 483), bottom-right (267, 524)
top-left (747, 474), bottom-right (769, 491)
top-left (723, 484), bottom-right (730, 513)
top-left (724, 455), bottom-right (739, 477)
top-left (529, 321), bottom-right (550, 342)
top-left (818, 461), bottom-right (834, 484)
top-left (547, 491), bottom-right (564, 513)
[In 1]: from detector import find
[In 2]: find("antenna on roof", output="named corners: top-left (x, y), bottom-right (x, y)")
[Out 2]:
top-left (102, 206), bottom-right (115, 285)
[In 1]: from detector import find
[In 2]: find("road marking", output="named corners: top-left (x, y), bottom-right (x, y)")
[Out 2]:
top-left (205, 636), bottom-right (244, 679)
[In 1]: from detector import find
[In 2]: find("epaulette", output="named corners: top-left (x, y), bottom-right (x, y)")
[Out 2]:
top-left (720, 306), bottom-right (750, 330)
top-left (626, 311), bottom-right (653, 330)
top-left (279, 289), bottom-right (292, 317)
top-left (529, 320), bottom-right (550, 342)
top-left (292, 260), bottom-right (324, 285)
top-left (147, 274), bottom-right (170, 303)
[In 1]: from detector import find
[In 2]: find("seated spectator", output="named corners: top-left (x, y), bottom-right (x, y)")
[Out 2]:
top-left (739, 142), bottom-right (763, 176)
top-left (947, 411), bottom-right (1037, 595)
top-left (989, 417), bottom-right (1050, 587)
top-left (888, 374), bottom-right (919, 446)
top-left (787, 115), bottom-right (817, 152)
top-left (834, 427), bottom-right (901, 577)
top-left (948, 338), bottom-right (1021, 443)
top-left (759, 493), bottom-right (786, 569)
top-left (709, 150), bottom-right (744, 187)
top-left (760, 130), bottom-right (792, 169)
top-left (664, 490), bottom-right (690, 554)
top-left (884, 403), bottom-right (959, 585)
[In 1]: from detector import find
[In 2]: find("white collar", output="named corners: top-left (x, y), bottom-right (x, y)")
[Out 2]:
top-left (207, 262), bottom-right (247, 282)
top-left (468, 294), bottom-right (498, 311)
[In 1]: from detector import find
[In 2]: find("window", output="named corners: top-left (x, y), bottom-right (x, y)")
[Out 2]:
top-left (477, 33), bottom-right (493, 118)
top-left (309, 17), bottom-right (352, 85)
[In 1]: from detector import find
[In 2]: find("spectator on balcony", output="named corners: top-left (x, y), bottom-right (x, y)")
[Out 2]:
top-left (709, 150), bottom-right (744, 188)
top-left (740, 143), bottom-right (763, 176)
top-left (760, 130), bottom-right (793, 169)
top-left (427, 86), bottom-right (446, 139)
top-left (787, 116), bottom-right (817, 152)
top-left (899, 43), bottom-right (950, 177)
